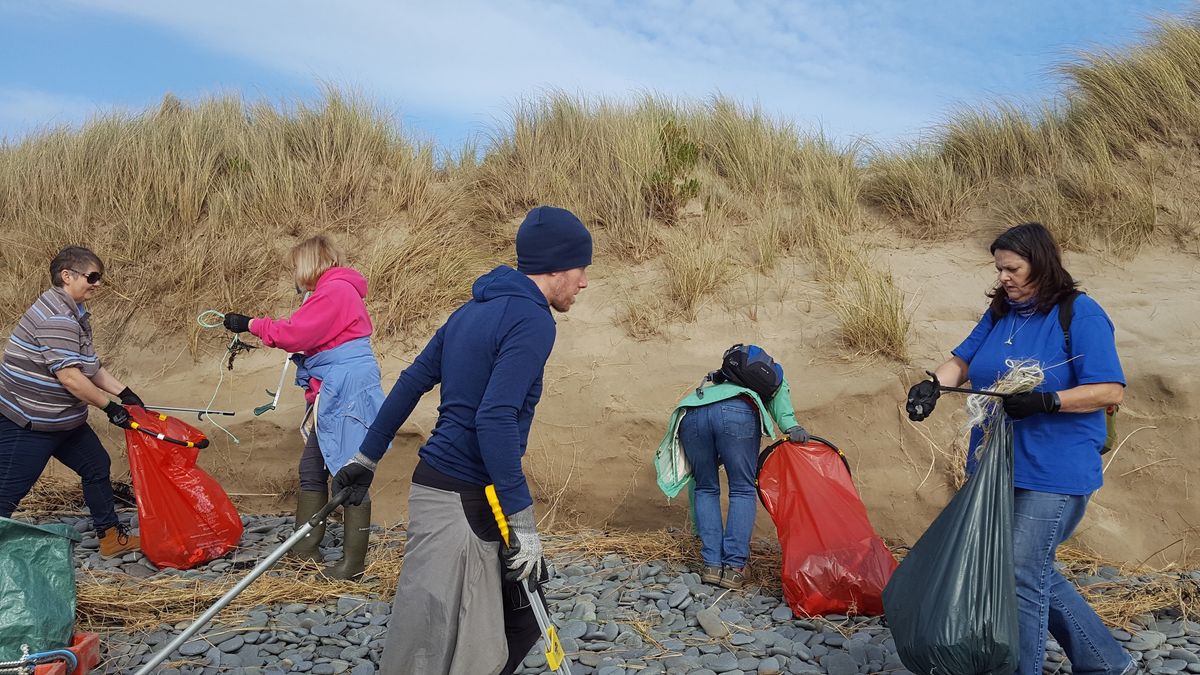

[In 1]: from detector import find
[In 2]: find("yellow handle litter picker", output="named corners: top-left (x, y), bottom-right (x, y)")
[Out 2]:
top-left (485, 485), bottom-right (572, 675)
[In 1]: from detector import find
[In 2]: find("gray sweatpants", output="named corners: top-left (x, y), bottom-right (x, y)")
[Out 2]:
top-left (379, 482), bottom-right (509, 675)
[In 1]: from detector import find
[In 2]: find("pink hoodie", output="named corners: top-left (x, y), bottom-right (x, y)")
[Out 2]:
top-left (250, 267), bottom-right (373, 403)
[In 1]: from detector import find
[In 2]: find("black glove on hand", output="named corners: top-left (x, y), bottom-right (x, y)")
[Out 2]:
top-left (117, 386), bottom-right (144, 408)
top-left (103, 401), bottom-right (130, 428)
top-left (332, 452), bottom-right (377, 506)
top-left (223, 312), bottom-right (252, 333)
top-left (785, 425), bottom-right (810, 444)
top-left (1002, 391), bottom-right (1061, 420)
top-left (906, 372), bottom-right (941, 422)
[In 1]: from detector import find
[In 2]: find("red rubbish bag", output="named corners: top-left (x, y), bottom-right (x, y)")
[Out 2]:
top-left (756, 437), bottom-right (897, 617)
top-left (124, 407), bottom-right (243, 569)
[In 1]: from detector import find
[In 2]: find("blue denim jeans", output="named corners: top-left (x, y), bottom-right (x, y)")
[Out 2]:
top-left (679, 397), bottom-right (760, 569)
top-left (1014, 488), bottom-right (1132, 675)
top-left (0, 415), bottom-right (118, 531)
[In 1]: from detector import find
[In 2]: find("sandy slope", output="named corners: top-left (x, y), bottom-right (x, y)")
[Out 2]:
top-left (71, 239), bottom-right (1200, 566)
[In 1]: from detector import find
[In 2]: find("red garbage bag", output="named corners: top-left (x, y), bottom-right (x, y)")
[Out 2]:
top-left (124, 407), bottom-right (243, 569)
top-left (756, 437), bottom-right (897, 617)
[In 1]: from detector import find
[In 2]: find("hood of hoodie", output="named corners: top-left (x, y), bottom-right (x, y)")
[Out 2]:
top-left (317, 267), bottom-right (369, 299)
top-left (471, 265), bottom-right (549, 309)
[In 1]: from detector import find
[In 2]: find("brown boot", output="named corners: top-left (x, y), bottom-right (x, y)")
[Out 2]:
top-left (98, 524), bottom-right (140, 558)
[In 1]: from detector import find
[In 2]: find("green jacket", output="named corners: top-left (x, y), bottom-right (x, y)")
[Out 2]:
top-left (655, 378), bottom-right (800, 497)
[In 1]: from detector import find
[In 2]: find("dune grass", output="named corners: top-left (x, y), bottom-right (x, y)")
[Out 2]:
top-left (4, 16), bottom-right (1200, 359)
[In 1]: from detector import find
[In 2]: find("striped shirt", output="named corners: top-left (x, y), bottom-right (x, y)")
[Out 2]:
top-left (0, 287), bottom-right (100, 432)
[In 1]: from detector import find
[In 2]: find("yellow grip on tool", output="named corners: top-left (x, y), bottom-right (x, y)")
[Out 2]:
top-left (484, 485), bottom-right (510, 547)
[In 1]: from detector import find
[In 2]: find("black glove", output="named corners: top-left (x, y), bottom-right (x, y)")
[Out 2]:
top-left (906, 372), bottom-right (941, 421)
top-left (103, 401), bottom-right (131, 428)
top-left (223, 312), bottom-right (252, 333)
top-left (117, 386), bottom-right (144, 408)
top-left (1003, 391), bottom-right (1061, 420)
top-left (332, 452), bottom-right (377, 506)
top-left (785, 425), bottom-right (809, 444)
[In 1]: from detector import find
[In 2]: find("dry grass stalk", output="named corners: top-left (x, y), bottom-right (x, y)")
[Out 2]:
top-left (73, 528), bottom-right (785, 631)
top-left (828, 257), bottom-right (911, 361)
top-left (863, 150), bottom-right (979, 239)
top-left (1058, 543), bottom-right (1199, 628)
top-left (10, 475), bottom-right (87, 517)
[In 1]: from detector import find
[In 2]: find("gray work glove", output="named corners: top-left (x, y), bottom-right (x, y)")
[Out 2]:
top-left (502, 505), bottom-right (544, 582)
top-left (785, 425), bottom-right (809, 444)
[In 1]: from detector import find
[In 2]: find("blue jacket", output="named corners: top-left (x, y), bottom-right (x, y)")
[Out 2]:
top-left (293, 337), bottom-right (385, 474)
top-left (359, 266), bottom-right (555, 515)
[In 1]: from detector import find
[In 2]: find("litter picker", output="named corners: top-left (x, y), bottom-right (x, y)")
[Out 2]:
top-left (253, 350), bottom-right (292, 416)
top-left (486, 485), bottom-right (572, 675)
top-left (252, 290), bottom-right (312, 417)
top-left (926, 371), bottom-right (1008, 398)
top-left (938, 384), bottom-right (1007, 398)
top-left (142, 405), bottom-right (236, 421)
top-left (134, 488), bottom-right (351, 675)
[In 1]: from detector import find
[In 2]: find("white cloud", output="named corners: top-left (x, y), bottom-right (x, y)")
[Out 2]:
top-left (0, 89), bottom-right (108, 142)
top-left (69, 0), bottom-right (1119, 146)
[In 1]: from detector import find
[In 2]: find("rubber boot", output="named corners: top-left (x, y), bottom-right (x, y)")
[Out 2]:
top-left (321, 502), bottom-right (371, 581)
top-left (290, 490), bottom-right (327, 563)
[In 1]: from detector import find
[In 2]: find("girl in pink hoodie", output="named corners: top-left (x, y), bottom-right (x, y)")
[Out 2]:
top-left (222, 235), bottom-right (380, 580)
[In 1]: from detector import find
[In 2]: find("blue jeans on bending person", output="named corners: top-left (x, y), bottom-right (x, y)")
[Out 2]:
top-left (679, 397), bottom-right (760, 570)
top-left (0, 415), bottom-right (119, 531)
top-left (1014, 488), bottom-right (1133, 675)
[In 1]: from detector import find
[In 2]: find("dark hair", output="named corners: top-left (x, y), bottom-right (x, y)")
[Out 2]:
top-left (986, 223), bottom-right (1077, 317)
top-left (49, 246), bottom-right (104, 288)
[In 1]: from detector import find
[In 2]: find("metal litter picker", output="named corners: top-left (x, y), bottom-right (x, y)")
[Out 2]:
top-left (134, 489), bottom-right (351, 675)
top-left (486, 485), bottom-right (572, 675)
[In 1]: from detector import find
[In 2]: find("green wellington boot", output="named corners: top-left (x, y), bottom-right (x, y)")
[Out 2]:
top-left (290, 490), bottom-right (328, 563)
top-left (321, 502), bottom-right (371, 581)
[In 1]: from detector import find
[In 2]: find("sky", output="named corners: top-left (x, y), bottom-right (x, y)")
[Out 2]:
top-left (0, 1), bottom-right (1194, 149)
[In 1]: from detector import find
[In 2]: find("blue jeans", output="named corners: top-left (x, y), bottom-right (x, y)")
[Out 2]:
top-left (679, 398), bottom-right (760, 569)
top-left (1014, 488), bottom-right (1132, 675)
top-left (0, 415), bottom-right (119, 531)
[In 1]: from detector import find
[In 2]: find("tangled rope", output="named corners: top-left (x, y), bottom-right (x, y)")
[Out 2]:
top-left (961, 359), bottom-right (1045, 460)
top-left (195, 309), bottom-right (246, 444)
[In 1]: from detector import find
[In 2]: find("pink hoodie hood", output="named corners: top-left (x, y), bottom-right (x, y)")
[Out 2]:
top-left (318, 266), bottom-right (369, 299)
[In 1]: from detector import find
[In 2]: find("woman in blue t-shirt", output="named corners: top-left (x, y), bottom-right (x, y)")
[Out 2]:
top-left (905, 222), bottom-right (1132, 675)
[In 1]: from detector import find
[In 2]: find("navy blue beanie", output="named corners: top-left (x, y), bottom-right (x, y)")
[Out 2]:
top-left (516, 206), bottom-right (593, 275)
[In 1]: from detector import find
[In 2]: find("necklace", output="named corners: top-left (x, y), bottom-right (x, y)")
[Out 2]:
top-left (1004, 313), bottom-right (1033, 345)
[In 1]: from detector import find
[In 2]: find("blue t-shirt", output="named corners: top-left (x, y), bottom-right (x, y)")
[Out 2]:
top-left (952, 294), bottom-right (1124, 495)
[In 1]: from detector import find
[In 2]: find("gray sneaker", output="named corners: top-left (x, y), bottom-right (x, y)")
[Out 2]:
top-left (719, 566), bottom-right (747, 590)
top-left (700, 565), bottom-right (723, 585)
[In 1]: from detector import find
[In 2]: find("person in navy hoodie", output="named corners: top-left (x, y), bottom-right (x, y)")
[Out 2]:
top-left (906, 222), bottom-right (1131, 675)
top-left (332, 205), bottom-right (591, 675)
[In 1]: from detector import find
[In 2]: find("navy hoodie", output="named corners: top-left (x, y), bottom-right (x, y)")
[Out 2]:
top-left (358, 266), bottom-right (555, 514)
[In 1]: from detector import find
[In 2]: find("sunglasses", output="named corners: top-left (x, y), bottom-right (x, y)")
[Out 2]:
top-left (70, 269), bottom-right (103, 285)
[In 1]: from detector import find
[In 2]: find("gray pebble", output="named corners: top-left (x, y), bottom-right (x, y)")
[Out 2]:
top-left (698, 608), bottom-right (730, 638)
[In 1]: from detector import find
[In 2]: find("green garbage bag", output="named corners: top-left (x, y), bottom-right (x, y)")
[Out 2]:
top-left (0, 517), bottom-right (80, 660)
top-left (882, 418), bottom-right (1019, 674)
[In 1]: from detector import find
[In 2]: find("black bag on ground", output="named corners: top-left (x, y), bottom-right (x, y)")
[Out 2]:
top-left (710, 344), bottom-right (783, 401)
top-left (882, 420), bottom-right (1019, 674)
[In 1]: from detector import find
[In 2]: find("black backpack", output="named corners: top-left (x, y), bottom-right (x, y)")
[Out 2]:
top-left (700, 344), bottom-right (784, 402)
top-left (989, 291), bottom-right (1119, 454)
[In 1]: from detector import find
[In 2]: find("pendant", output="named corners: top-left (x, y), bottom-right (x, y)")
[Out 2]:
top-left (1004, 337), bottom-right (1013, 346)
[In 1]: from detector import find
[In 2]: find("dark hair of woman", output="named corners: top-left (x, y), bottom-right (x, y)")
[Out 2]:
top-left (987, 222), bottom-right (1079, 317)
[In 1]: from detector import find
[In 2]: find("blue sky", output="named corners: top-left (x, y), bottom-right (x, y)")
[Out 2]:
top-left (0, 1), bottom-right (1193, 149)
